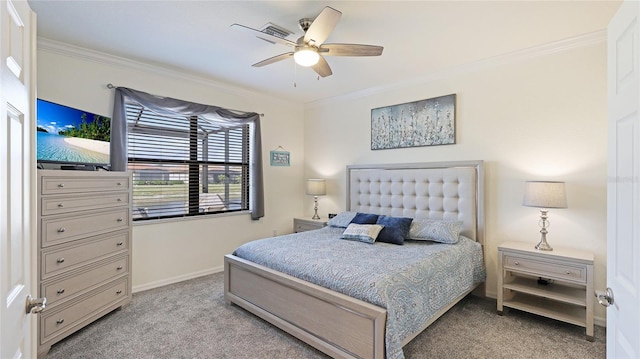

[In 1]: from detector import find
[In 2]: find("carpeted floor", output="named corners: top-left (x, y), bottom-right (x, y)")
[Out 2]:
top-left (46, 272), bottom-right (605, 359)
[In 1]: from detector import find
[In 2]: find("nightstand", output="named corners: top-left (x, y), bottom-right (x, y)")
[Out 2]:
top-left (497, 241), bottom-right (594, 341)
top-left (293, 217), bottom-right (328, 233)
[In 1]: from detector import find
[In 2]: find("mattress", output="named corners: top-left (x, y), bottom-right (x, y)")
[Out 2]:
top-left (233, 226), bottom-right (486, 359)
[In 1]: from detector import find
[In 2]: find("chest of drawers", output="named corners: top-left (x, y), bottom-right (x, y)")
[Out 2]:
top-left (37, 170), bottom-right (132, 357)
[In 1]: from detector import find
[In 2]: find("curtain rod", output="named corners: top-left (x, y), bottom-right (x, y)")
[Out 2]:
top-left (106, 83), bottom-right (264, 117)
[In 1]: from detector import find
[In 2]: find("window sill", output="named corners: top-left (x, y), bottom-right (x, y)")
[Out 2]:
top-left (132, 210), bottom-right (252, 227)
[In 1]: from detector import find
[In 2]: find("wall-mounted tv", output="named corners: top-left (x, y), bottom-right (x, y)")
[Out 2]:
top-left (36, 99), bottom-right (111, 169)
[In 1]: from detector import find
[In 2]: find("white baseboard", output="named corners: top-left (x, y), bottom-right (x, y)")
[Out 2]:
top-left (132, 266), bottom-right (224, 293)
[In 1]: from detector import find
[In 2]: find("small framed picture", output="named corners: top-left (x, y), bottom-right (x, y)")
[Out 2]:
top-left (270, 150), bottom-right (290, 166)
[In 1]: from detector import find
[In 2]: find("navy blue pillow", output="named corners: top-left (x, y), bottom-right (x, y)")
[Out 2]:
top-left (350, 212), bottom-right (379, 225)
top-left (375, 215), bottom-right (413, 245)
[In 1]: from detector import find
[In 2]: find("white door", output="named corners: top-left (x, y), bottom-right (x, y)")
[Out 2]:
top-left (0, 0), bottom-right (37, 358)
top-left (605, 0), bottom-right (640, 357)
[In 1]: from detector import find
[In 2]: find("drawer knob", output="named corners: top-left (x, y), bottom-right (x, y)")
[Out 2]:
top-left (514, 261), bottom-right (519, 265)
top-left (57, 227), bottom-right (66, 233)
top-left (117, 218), bottom-right (123, 222)
top-left (57, 183), bottom-right (64, 188)
top-left (56, 319), bottom-right (64, 325)
top-left (566, 271), bottom-right (572, 275)
top-left (117, 198), bottom-right (122, 202)
top-left (56, 258), bottom-right (65, 264)
top-left (116, 290), bottom-right (122, 295)
top-left (57, 288), bottom-right (65, 295)
top-left (117, 266), bottom-right (123, 270)
top-left (57, 203), bottom-right (64, 208)
top-left (116, 242), bottom-right (124, 246)
top-left (117, 182), bottom-right (122, 186)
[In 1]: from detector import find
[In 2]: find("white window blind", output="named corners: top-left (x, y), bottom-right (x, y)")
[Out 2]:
top-left (125, 101), bottom-right (250, 220)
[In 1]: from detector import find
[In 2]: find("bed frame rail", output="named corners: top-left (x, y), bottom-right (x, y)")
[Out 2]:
top-left (224, 254), bottom-right (386, 359)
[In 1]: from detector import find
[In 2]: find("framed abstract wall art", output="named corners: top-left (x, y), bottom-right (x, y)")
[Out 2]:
top-left (371, 94), bottom-right (456, 150)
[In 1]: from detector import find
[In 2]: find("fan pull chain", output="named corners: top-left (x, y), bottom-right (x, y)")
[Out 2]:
top-left (293, 61), bottom-right (297, 87)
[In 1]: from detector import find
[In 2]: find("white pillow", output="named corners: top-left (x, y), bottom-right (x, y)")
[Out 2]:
top-left (409, 219), bottom-right (463, 244)
top-left (340, 223), bottom-right (384, 244)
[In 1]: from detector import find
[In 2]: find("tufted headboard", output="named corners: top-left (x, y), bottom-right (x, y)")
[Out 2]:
top-left (346, 161), bottom-right (485, 245)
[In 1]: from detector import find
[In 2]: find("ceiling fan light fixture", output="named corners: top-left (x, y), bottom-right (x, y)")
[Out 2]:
top-left (294, 48), bottom-right (319, 67)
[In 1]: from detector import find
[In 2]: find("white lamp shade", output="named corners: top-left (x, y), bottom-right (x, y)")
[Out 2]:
top-left (523, 181), bottom-right (567, 209)
top-left (306, 179), bottom-right (326, 196)
top-left (294, 49), bottom-right (320, 67)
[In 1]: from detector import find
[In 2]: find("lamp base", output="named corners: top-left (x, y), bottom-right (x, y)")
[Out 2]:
top-left (534, 209), bottom-right (553, 251)
top-left (311, 196), bottom-right (320, 220)
top-left (535, 240), bottom-right (553, 251)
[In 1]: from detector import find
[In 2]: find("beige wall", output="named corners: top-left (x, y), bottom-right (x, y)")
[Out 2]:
top-left (37, 43), bottom-right (306, 291)
top-left (303, 41), bottom-right (607, 323)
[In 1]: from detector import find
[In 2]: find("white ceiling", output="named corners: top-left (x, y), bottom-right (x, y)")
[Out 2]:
top-left (28, 0), bottom-right (621, 104)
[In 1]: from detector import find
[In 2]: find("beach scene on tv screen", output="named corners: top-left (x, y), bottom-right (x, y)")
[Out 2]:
top-left (37, 100), bottom-right (110, 164)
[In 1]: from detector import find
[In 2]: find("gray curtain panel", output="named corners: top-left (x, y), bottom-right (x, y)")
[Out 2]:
top-left (111, 87), bottom-right (264, 219)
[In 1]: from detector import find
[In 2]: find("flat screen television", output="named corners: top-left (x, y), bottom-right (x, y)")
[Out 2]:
top-left (36, 99), bottom-right (111, 169)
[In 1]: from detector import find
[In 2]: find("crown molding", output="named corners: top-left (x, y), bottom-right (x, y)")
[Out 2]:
top-left (36, 37), bottom-right (288, 105)
top-left (38, 29), bottom-right (606, 110)
top-left (306, 29), bottom-right (607, 109)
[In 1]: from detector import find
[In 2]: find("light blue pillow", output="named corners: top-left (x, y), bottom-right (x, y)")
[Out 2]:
top-left (340, 223), bottom-right (384, 244)
top-left (409, 219), bottom-right (463, 244)
top-left (327, 211), bottom-right (357, 228)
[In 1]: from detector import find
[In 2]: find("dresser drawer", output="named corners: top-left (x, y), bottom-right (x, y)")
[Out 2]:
top-left (42, 256), bottom-right (128, 306)
top-left (41, 208), bottom-right (129, 247)
top-left (41, 231), bottom-right (128, 279)
top-left (40, 175), bottom-right (129, 195)
top-left (503, 255), bottom-right (586, 283)
top-left (41, 278), bottom-right (128, 340)
top-left (41, 192), bottom-right (129, 216)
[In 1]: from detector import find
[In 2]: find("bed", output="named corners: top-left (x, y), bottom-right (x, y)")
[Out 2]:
top-left (224, 161), bottom-right (486, 359)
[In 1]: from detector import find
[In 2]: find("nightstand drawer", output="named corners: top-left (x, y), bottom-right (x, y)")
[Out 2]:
top-left (293, 217), bottom-right (328, 233)
top-left (504, 255), bottom-right (586, 283)
top-left (296, 222), bottom-right (322, 232)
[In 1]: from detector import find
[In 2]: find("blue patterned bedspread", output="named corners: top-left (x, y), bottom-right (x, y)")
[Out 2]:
top-left (233, 226), bottom-right (486, 359)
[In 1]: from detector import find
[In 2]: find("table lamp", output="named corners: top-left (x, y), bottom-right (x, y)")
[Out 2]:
top-left (306, 179), bottom-right (326, 220)
top-left (523, 181), bottom-right (567, 251)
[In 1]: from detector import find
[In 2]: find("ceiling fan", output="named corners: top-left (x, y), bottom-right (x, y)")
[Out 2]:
top-left (231, 6), bottom-right (383, 78)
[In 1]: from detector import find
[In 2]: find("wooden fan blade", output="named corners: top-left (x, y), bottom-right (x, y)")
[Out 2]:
top-left (304, 6), bottom-right (342, 46)
top-left (231, 24), bottom-right (296, 47)
top-left (311, 56), bottom-right (332, 77)
top-left (320, 44), bottom-right (384, 56)
top-left (252, 52), bottom-right (293, 67)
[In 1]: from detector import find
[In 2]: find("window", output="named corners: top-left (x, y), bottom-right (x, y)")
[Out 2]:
top-left (125, 100), bottom-right (251, 221)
